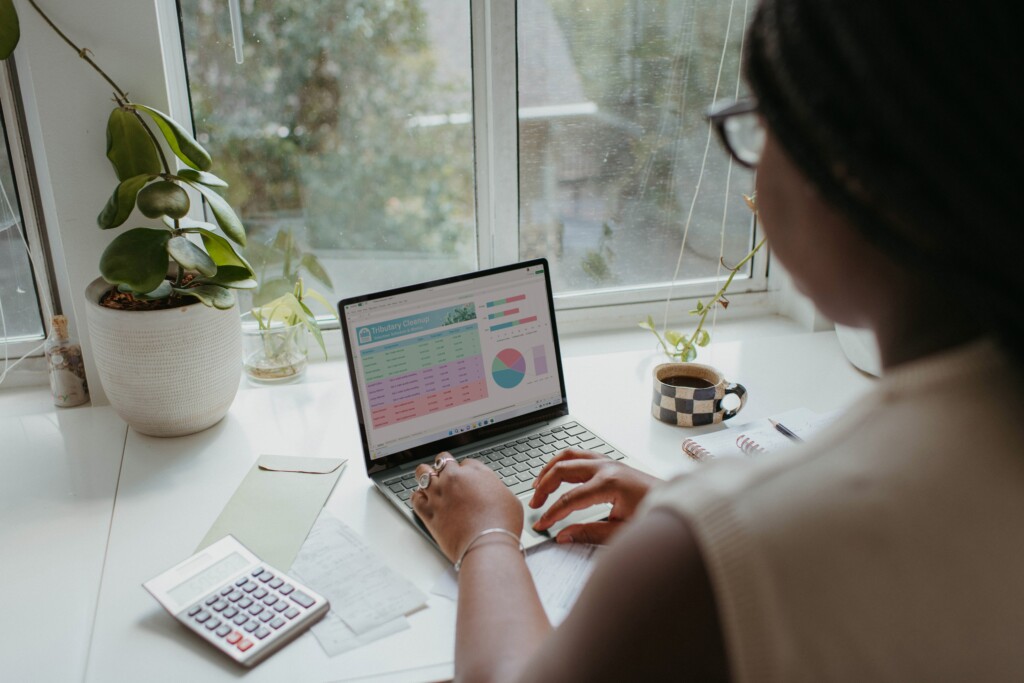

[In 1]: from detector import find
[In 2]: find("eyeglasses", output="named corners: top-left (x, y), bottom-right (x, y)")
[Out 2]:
top-left (706, 99), bottom-right (765, 169)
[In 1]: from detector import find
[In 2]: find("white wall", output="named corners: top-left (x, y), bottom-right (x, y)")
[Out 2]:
top-left (14, 0), bottom-right (173, 404)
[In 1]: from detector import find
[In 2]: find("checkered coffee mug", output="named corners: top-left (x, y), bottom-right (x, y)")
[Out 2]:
top-left (651, 363), bottom-right (747, 427)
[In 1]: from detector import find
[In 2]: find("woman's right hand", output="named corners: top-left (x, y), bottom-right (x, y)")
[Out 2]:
top-left (528, 448), bottom-right (661, 545)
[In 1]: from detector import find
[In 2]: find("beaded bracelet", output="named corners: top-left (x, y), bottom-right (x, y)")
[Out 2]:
top-left (454, 528), bottom-right (526, 572)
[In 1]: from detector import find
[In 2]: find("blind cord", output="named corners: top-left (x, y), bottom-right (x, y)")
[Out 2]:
top-left (0, 178), bottom-right (53, 387)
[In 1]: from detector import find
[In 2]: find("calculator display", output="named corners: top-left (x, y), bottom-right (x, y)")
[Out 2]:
top-left (168, 552), bottom-right (248, 604)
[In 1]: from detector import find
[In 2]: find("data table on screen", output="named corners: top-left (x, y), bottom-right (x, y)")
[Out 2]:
top-left (362, 326), bottom-right (488, 427)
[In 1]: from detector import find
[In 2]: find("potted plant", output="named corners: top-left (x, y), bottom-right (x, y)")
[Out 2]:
top-left (243, 278), bottom-right (335, 384)
top-left (1, 1), bottom-right (257, 436)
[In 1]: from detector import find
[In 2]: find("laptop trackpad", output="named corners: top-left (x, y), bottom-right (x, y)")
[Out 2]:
top-left (520, 482), bottom-right (611, 546)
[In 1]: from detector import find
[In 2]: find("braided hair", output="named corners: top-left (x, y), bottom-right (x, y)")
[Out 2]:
top-left (745, 0), bottom-right (1024, 363)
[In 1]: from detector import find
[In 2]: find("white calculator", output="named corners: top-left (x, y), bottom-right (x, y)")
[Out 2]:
top-left (143, 535), bottom-right (329, 667)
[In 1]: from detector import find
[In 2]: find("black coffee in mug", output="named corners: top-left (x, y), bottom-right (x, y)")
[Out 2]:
top-left (660, 376), bottom-right (715, 389)
top-left (651, 362), bottom-right (747, 427)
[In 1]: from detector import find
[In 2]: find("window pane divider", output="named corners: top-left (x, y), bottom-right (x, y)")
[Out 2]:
top-left (471, 0), bottom-right (520, 270)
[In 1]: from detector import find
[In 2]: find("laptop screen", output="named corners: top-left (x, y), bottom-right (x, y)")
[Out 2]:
top-left (340, 259), bottom-right (568, 470)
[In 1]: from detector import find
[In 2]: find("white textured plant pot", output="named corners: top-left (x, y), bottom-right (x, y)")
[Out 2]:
top-left (85, 277), bottom-right (243, 437)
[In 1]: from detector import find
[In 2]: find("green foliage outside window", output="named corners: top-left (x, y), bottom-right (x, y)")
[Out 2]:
top-left (181, 0), bottom-right (474, 265)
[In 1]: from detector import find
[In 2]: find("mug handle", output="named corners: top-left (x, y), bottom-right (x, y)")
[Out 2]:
top-left (722, 382), bottom-right (748, 421)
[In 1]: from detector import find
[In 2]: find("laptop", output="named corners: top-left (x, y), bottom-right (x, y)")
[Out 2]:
top-left (339, 258), bottom-right (633, 550)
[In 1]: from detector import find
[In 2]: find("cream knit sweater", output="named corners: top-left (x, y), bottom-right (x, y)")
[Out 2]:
top-left (644, 340), bottom-right (1024, 682)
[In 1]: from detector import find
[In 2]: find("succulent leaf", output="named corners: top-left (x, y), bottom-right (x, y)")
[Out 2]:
top-left (195, 266), bottom-right (257, 289)
top-left (191, 227), bottom-right (254, 273)
top-left (176, 168), bottom-right (229, 188)
top-left (182, 179), bottom-right (246, 246)
top-left (0, 0), bottom-right (20, 60)
top-left (99, 227), bottom-right (171, 293)
top-left (106, 108), bottom-right (161, 182)
top-left (167, 235), bottom-right (216, 276)
top-left (165, 216), bottom-right (218, 232)
top-left (137, 180), bottom-right (190, 219)
top-left (132, 280), bottom-right (174, 300)
top-left (174, 284), bottom-right (236, 309)
top-left (133, 103), bottom-right (212, 171)
top-left (97, 174), bottom-right (154, 229)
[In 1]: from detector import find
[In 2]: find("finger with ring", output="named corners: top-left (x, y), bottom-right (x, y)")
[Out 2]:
top-left (433, 456), bottom-right (456, 473)
top-left (416, 470), bottom-right (439, 491)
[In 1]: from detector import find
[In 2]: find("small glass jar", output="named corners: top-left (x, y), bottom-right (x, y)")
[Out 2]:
top-left (241, 312), bottom-right (308, 384)
top-left (45, 314), bottom-right (89, 406)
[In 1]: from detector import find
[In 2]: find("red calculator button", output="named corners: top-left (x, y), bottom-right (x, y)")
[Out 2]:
top-left (237, 638), bottom-right (253, 652)
top-left (226, 631), bottom-right (242, 645)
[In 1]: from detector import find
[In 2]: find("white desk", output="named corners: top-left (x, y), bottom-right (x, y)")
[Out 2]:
top-left (0, 393), bottom-right (127, 682)
top-left (2, 329), bottom-right (872, 682)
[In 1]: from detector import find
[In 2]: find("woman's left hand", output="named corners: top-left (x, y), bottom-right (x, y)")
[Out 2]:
top-left (411, 454), bottom-right (524, 563)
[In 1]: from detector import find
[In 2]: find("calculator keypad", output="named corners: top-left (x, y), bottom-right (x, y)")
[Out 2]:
top-left (184, 565), bottom-right (321, 656)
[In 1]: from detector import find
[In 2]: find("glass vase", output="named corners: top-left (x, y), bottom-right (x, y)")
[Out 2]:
top-left (241, 313), bottom-right (308, 384)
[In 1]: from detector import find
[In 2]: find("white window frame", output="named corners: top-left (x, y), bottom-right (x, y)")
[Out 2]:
top-left (468, 0), bottom-right (770, 323)
top-left (12, 0), bottom-right (778, 400)
top-left (0, 60), bottom-right (54, 358)
top-left (164, 0), bottom-right (770, 326)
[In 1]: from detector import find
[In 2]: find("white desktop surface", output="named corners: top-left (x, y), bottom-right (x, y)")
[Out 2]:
top-left (2, 328), bottom-right (873, 682)
top-left (0, 397), bottom-right (127, 683)
top-left (85, 367), bottom-right (459, 683)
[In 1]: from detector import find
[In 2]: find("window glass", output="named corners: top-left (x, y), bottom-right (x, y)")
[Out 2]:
top-left (179, 0), bottom-right (476, 306)
top-left (0, 108), bottom-right (44, 344)
top-left (518, 0), bottom-right (755, 296)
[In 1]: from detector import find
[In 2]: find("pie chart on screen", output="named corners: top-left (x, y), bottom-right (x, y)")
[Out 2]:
top-left (492, 349), bottom-right (526, 388)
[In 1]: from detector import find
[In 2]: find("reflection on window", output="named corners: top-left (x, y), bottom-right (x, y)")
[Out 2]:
top-left (179, 0), bottom-right (476, 305)
top-left (0, 108), bottom-right (44, 346)
top-left (518, 0), bottom-right (755, 296)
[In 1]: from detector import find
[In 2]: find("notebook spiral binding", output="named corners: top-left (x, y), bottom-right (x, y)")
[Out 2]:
top-left (682, 438), bottom-right (713, 462)
top-left (735, 434), bottom-right (766, 456)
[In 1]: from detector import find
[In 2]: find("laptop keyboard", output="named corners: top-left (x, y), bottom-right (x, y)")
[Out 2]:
top-left (383, 422), bottom-right (624, 509)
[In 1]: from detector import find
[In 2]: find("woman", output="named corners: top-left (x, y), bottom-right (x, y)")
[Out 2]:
top-left (412, 0), bottom-right (1024, 680)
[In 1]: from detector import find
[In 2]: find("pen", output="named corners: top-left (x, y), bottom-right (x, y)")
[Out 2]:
top-left (769, 419), bottom-right (804, 443)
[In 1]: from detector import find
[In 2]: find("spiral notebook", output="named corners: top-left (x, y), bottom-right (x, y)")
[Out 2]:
top-left (681, 408), bottom-right (836, 461)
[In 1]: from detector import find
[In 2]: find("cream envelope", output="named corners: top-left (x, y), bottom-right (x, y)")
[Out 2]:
top-left (198, 455), bottom-right (347, 570)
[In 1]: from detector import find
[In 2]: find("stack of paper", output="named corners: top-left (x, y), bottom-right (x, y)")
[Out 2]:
top-left (290, 513), bottom-right (428, 656)
top-left (431, 541), bottom-right (598, 626)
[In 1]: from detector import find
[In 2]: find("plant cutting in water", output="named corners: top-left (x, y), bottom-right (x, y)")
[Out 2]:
top-left (641, 193), bottom-right (765, 362)
top-left (251, 278), bottom-right (336, 360)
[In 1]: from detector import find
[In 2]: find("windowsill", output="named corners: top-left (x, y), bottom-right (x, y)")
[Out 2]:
top-left (558, 313), bottom-right (809, 358)
top-left (0, 355), bottom-right (49, 391)
top-left (0, 313), bottom-right (828, 412)
top-left (0, 380), bottom-right (62, 416)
